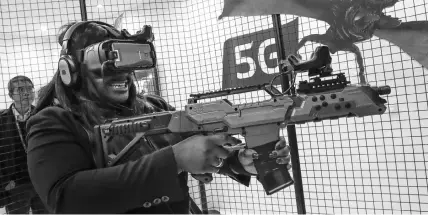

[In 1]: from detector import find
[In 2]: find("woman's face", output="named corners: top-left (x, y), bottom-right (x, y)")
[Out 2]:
top-left (90, 71), bottom-right (133, 104)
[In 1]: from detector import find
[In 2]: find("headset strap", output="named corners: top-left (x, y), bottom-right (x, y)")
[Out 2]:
top-left (60, 21), bottom-right (122, 56)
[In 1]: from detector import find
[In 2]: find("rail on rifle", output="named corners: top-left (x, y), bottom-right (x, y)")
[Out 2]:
top-left (188, 83), bottom-right (282, 103)
top-left (278, 46), bottom-right (354, 95)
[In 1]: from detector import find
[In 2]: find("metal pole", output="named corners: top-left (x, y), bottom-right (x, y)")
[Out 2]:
top-left (153, 68), bottom-right (161, 96)
top-left (271, 14), bottom-right (306, 214)
top-left (198, 182), bottom-right (209, 214)
top-left (79, 0), bottom-right (88, 21)
top-left (187, 97), bottom-right (209, 214)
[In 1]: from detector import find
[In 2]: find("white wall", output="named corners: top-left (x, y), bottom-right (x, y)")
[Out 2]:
top-left (291, 2), bottom-right (428, 213)
top-left (0, 0), bottom-right (82, 109)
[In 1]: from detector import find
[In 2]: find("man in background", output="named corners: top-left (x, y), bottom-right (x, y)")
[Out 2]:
top-left (0, 75), bottom-right (47, 214)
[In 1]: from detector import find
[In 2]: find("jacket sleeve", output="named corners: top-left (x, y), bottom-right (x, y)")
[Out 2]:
top-left (0, 111), bottom-right (8, 207)
top-left (26, 107), bottom-right (187, 213)
top-left (143, 94), bottom-right (253, 186)
top-left (0, 109), bottom-right (11, 189)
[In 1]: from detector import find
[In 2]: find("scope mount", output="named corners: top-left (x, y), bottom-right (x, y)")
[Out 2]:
top-left (190, 46), bottom-right (353, 99)
top-left (296, 72), bottom-right (350, 94)
top-left (282, 46), bottom-right (351, 94)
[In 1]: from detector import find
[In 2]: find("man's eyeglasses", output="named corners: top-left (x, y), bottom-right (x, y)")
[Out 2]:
top-left (13, 86), bottom-right (35, 94)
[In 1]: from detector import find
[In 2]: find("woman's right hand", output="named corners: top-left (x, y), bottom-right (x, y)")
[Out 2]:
top-left (172, 134), bottom-right (238, 174)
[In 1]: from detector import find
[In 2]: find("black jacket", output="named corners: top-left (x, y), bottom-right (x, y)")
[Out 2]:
top-left (26, 95), bottom-right (251, 213)
top-left (0, 104), bottom-right (34, 207)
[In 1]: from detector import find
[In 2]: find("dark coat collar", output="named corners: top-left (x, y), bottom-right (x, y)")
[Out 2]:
top-left (1, 104), bottom-right (35, 116)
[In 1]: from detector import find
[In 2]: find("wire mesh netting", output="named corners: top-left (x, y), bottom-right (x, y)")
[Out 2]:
top-left (288, 0), bottom-right (428, 213)
top-left (0, 0), bottom-right (81, 213)
top-left (0, 0), bottom-right (427, 214)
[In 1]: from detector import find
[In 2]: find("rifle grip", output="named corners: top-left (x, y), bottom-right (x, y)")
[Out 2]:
top-left (191, 173), bottom-right (213, 183)
top-left (252, 140), bottom-right (294, 195)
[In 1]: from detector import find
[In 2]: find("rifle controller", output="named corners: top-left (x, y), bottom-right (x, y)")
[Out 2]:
top-left (94, 46), bottom-right (391, 195)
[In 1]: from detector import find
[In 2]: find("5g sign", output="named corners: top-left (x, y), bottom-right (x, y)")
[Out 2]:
top-left (222, 18), bottom-right (298, 89)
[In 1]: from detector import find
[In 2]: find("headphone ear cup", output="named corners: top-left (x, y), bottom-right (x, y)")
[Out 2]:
top-left (58, 55), bottom-right (79, 87)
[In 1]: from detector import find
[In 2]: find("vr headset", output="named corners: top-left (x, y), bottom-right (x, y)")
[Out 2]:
top-left (58, 21), bottom-right (156, 87)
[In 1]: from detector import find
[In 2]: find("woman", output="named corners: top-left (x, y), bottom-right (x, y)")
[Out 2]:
top-left (26, 21), bottom-right (291, 213)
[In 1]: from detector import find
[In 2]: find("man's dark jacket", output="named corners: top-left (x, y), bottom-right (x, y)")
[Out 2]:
top-left (0, 104), bottom-right (34, 207)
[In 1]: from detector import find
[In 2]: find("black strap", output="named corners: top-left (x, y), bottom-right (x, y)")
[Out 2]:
top-left (14, 120), bottom-right (27, 153)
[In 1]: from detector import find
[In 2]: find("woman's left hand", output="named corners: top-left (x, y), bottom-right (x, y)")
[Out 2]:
top-left (238, 137), bottom-right (291, 175)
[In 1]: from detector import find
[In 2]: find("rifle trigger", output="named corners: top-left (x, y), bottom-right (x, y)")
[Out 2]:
top-left (213, 126), bottom-right (228, 134)
top-left (223, 143), bottom-right (246, 151)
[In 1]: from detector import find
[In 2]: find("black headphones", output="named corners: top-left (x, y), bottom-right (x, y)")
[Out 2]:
top-left (58, 21), bottom-right (121, 88)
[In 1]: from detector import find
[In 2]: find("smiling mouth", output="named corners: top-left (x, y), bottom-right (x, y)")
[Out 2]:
top-left (109, 80), bottom-right (129, 90)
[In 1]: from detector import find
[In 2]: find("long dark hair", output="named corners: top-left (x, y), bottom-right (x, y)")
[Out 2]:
top-left (34, 22), bottom-right (145, 133)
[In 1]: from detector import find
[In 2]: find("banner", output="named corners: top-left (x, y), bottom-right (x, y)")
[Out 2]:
top-left (222, 18), bottom-right (298, 89)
